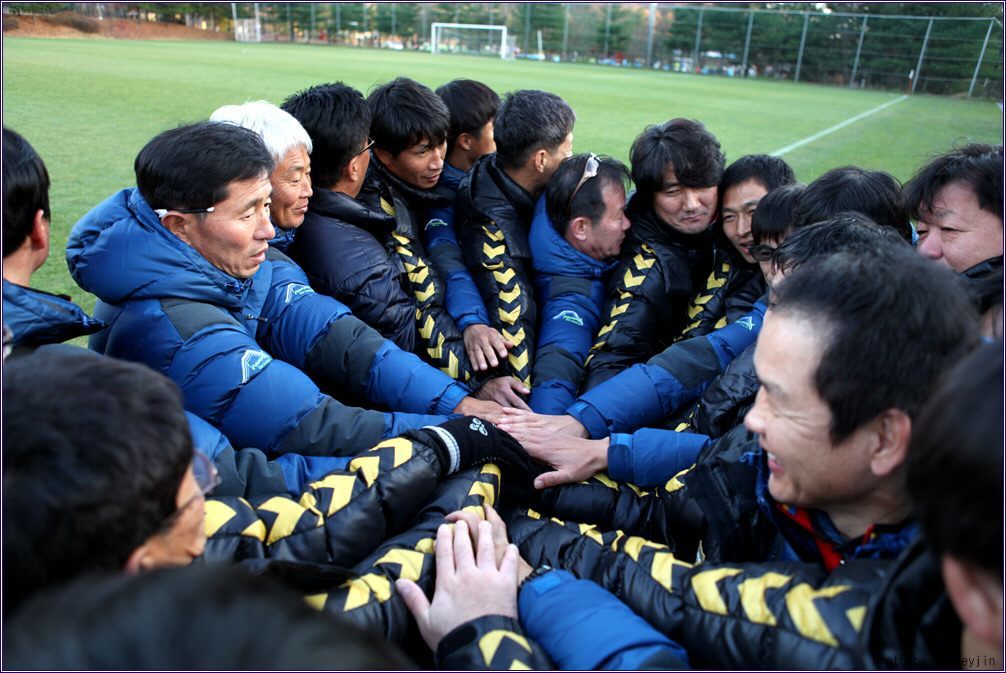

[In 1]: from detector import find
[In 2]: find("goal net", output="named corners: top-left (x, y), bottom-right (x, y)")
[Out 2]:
top-left (431, 23), bottom-right (510, 59)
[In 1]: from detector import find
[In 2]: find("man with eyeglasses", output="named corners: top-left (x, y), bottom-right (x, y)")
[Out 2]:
top-left (525, 153), bottom-right (632, 415)
top-left (67, 121), bottom-right (503, 462)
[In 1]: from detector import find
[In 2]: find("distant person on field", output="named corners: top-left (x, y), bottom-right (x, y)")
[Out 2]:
top-left (281, 82), bottom-right (418, 352)
top-left (1, 127), bottom-right (104, 356)
top-left (210, 100), bottom-right (313, 254)
top-left (427, 78), bottom-right (507, 374)
top-left (455, 89), bottom-right (576, 392)
top-left (66, 121), bottom-right (500, 460)
top-left (582, 119), bottom-right (724, 390)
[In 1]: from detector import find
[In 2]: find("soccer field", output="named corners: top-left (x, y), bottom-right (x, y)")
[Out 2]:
top-left (3, 37), bottom-right (1002, 312)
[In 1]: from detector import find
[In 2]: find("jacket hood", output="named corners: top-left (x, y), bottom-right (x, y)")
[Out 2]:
top-left (66, 188), bottom-right (255, 309)
top-left (529, 196), bottom-right (616, 278)
top-left (2, 280), bottom-right (106, 347)
top-left (461, 154), bottom-right (536, 256)
top-left (307, 188), bottom-right (397, 239)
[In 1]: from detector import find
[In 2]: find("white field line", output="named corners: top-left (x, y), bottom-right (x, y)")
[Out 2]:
top-left (769, 95), bottom-right (909, 157)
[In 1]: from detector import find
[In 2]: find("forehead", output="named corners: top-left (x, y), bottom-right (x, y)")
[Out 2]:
top-left (217, 173), bottom-right (271, 207)
top-left (755, 310), bottom-right (827, 387)
top-left (723, 178), bottom-right (768, 209)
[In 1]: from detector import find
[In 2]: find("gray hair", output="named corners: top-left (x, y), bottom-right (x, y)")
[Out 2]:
top-left (210, 100), bottom-right (312, 164)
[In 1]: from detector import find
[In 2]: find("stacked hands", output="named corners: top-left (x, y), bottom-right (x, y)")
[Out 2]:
top-left (396, 504), bottom-right (532, 652)
top-left (423, 409), bottom-right (609, 492)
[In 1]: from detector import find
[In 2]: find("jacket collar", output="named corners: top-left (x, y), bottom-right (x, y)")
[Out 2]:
top-left (2, 279), bottom-right (105, 347)
top-left (529, 195), bottom-right (618, 277)
top-left (624, 193), bottom-right (716, 252)
top-left (307, 188), bottom-right (397, 238)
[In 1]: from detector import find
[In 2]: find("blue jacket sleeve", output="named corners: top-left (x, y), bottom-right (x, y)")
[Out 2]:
top-left (424, 204), bottom-right (491, 331)
top-left (607, 430), bottom-right (711, 487)
top-left (529, 287), bottom-right (603, 415)
top-left (260, 259), bottom-right (468, 415)
top-left (568, 301), bottom-right (765, 438)
top-left (519, 568), bottom-right (689, 670)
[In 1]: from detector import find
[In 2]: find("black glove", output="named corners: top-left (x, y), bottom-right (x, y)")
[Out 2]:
top-left (420, 416), bottom-right (531, 476)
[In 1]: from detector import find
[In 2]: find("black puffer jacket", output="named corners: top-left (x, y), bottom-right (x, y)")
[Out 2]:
top-left (359, 160), bottom-right (474, 383)
top-left (675, 241), bottom-right (766, 342)
top-left (455, 154), bottom-right (538, 388)
top-left (289, 188), bottom-right (415, 352)
top-left (583, 195), bottom-right (714, 391)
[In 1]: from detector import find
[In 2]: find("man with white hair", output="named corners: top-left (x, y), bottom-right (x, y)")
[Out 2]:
top-left (210, 101), bottom-right (313, 253)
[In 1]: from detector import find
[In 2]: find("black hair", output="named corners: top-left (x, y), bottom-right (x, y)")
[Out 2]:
top-left (772, 244), bottom-right (980, 441)
top-left (751, 183), bottom-right (805, 244)
top-left (907, 343), bottom-right (1002, 575)
top-left (774, 211), bottom-right (909, 273)
top-left (367, 77), bottom-right (449, 156)
top-left (135, 121), bottom-right (273, 213)
top-left (902, 143), bottom-right (1003, 222)
top-left (629, 119), bottom-right (725, 202)
top-left (3, 564), bottom-right (414, 669)
top-left (2, 350), bottom-right (192, 616)
top-left (793, 166), bottom-right (909, 239)
top-left (2, 128), bottom-right (51, 258)
top-left (436, 79), bottom-right (501, 155)
top-left (493, 89), bottom-right (576, 171)
top-left (281, 82), bottom-right (371, 190)
top-left (545, 154), bottom-right (630, 236)
top-left (720, 154), bottom-right (796, 199)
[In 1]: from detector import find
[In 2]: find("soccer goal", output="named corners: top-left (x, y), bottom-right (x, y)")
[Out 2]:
top-left (431, 23), bottom-right (510, 59)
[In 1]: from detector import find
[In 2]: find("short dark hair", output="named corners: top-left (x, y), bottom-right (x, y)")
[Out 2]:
top-left (2, 351), bottom-right (192, 615)
top-left (720, 154), bottom-right (795, 198)
top-left (2, 128), bottom-right (51, 258)
top-left (545, 154), bottom-right (630, 236)
top-left (3, 564), bottom-right (414, 669)
top-left (751, 183), bottom-right (805, 244)
top-left (135, 121), bottom-right (273, 212)
top-left (793, 166), bottom-right (909, 238)
top-left (630, 119), bottom-right (725, 203)
top-left (902, 143), bottom-right (1004, 223)
top-left (436, 79), bottom-right (501, 155)
top-left (772, 245), bottom-right (980, 441)
top-left (282, 82), bottom-right (371, 190)
top-left (367, 77), bottom-right (449, 156)
top-left (907, 343), bottom-right (1002, 575)
top-left (773, 211), bottom-right (909, 274)
top-left (493, 89), bottom-right (576, 171)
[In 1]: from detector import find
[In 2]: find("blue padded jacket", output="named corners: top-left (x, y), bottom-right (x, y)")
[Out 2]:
top-left (2, 279), bottom-right (105, 352)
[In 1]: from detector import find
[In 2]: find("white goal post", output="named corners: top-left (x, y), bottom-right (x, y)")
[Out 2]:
top-left (431, 22), bottom-right (509, 59)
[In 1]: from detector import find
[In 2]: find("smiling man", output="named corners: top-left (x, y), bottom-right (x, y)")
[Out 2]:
top-left (67, 121), bottom-right (500, 461)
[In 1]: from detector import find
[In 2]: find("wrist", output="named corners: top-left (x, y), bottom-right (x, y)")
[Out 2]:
top-left (518, 563), bottom-right (553, 591)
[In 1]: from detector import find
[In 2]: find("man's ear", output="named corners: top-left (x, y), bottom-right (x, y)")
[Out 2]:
top-left (124, 542), bottom-right (155, 574)
top-left (29, 209), bottom-right (50, 253)
top-left (532, 148), bottom-right (549, 175)
top-left (944, 555), bottom-right (1004, 650)
top-left (568, 216), bottom-right (590, 243)
top-left (160, 213), bottom-right (194, 245)
top-left (868, 408), bottom-right (911, 478)
top-left (457, 132), bottom-right (474, 152)
top-left (345, 153), bottom-right (363, 183)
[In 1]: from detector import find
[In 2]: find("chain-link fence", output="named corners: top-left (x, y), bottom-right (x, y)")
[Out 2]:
top-left (18, 3), bottom-right (1001, 99)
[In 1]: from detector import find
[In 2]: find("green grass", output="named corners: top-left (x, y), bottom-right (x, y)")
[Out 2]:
top-left (4, 37), bottom-right (1002, 316)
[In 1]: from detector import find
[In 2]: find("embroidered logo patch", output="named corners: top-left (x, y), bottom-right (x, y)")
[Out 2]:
top-left (736, 316), bottom-right (756, 331)
top-left (240, 349), bottom-right (273, 384)
top-left (284, 283), bottom-right (314, 304)
top-left (425, 217), bottom-right (449, 230)
top-left (553, 310), bottom-right (584, 326)
top-left (469, 418), bottom-right (488, 436)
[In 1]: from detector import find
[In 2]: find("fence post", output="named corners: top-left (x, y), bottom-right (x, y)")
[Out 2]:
top-left (524, 3), bottom-right (531, 54)
top-left (794, 12), bottom-right (809, 83)
top-left (391, 3), bottom-right (396, 36)
top-left (335, 3), bottom-right (341, 34)
top-left (562, 3), bottom-right (569, 60)
top-left (692, 8), bottom-right (704, 70)
top-left (646, 3), bottom-right (656, 67)
top-left (604, 3), bottom-right (611, 57)
top-left (911, 17), bottom-right (933, 94)
top-left (741, 10), bottom-right (754, 77)
top-left (850, 15), bottom-right (867, 87)
top-left (231, 2), bottom-right (238, 40)
top-left (254, 3), bottom-right (260, 42)
top-left (968, 18), bottom-right (995, 98)
top-left (310, 3), bottom-right (315, 41)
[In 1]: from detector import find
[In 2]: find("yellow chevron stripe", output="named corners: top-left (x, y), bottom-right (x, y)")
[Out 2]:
top-left (738, 572), bottom-right (792, 626)
top-left (341, 573), bottom-right (393, 611)
top-left (708, 275), bottom-right (727, 289)
top-left (468, 480), bottom-right (496, 502)
top-left (498, 305), bottom-right (520, 324)
top-left (259, 497), bottom-right (318, 545)
top-left (691, 567), bottom-right (745, 615)
top-left (375, 548), bottom-right (426, 582)
top-left (501, 327), bottom-right (525, 344)
top-left (483, 226), bottom-right (505, 242)
top-left (308, 474), bottom-right (357, 516)
top-left (664, 465), bottom-right (693, 493)
top-left (590, 473), bottom-right (620, 491)
top-left (596, 321), bottom-right (616, 337)
top-left (509, 349), bottom-right (529, 370)
top-left (609, 302), bottom-right (629, 316)
top-left (493, 267), bottom-right (516, 284)
top-left (499, 286), bottom-right (521, 303)
top-left (446, 351), bottom-right (460, 379)
top-left (204, 499), bottom-right (237, 538)
top-left (620, 536), bottom-right (668, 561)
top-left (380, 197), bottom-right (395, 215)
top-left (484, 242), bottom-right (505, 258)
top-left (633, 253), bottom-right (656, 270)
top-left (622, 268), bottom-right (644, 288)
top-left (418, 314), bottom-right (435, 339)
top-left (348, 455), bottom-right (380, 486)
top-left (577, 522), bottom-right (604, 544)
top-left (649, 551), bottom-right (693, 591)
top-left (714, 316), bottom-right (727, 329)
top-left (409, 265), bottom-right (430, 285)
top-left (415, 537), bottom-right (435, 554)
top-left (479, 631), bottom-right (532, 665)
top-left (846, 606), bottom-right (867, 632)
top-left (392, 232), bottom-right (409, 245)
top-left (785, 584), bottom-right (851, 646)
top-left (415, 285), bottom-right (435, 303)
top-left (240, 520), bottom-right (267, 540)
